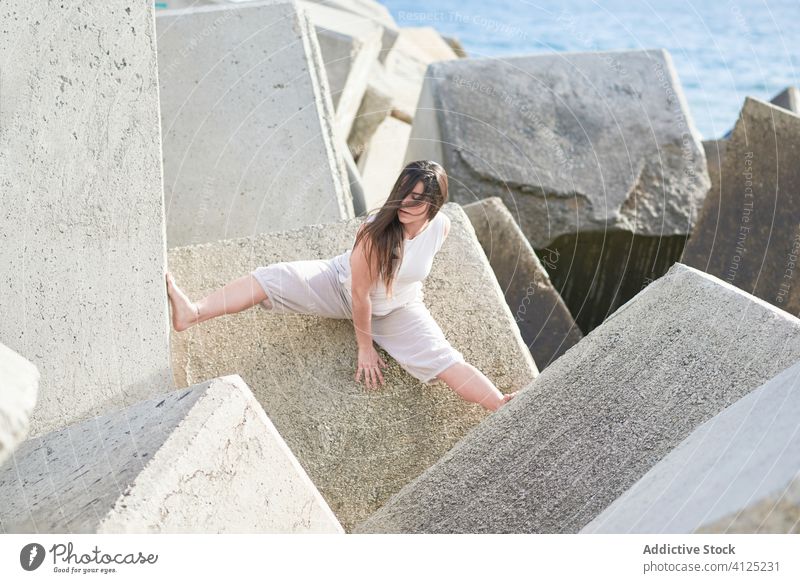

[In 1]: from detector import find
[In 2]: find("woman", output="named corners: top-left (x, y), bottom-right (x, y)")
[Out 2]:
top-left (166, 160), bottom-right (518, 411)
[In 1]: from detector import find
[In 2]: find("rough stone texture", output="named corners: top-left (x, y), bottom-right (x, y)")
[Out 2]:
top-left (0, 0), bottom-right (174, 438)
top-left (582, 359), bottom-right (800, 534)
top-left (0, 375), bottom-right (343, 534)
top-left (463, 198), bottom-right (582, 370)
top-left (167, 203), bottom-right (538, 530)
top-left (354, 263), bottom-right (800, 533)
top-left (405, 49), bottom-right (710, 333)
top-left (157, 1), bottom-right (353, 248)
top-left (695, 473), bottom-right (800, 534)
top-left (299, 0), bottom-right (383, 140)
top-left (357, 116), bottom-right (412, 212)
top-left (681, 97), bottom-right (800, 319)
top-left (0, 344), bottom-right (39, 467)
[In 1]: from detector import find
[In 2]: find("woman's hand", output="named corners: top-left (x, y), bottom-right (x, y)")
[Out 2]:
top-left (355, 344), bottom-right (387, 389)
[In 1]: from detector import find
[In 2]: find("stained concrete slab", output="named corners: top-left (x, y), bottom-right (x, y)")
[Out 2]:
top-left (0, 0), bottom-right (174, 438)
top-left (0, 344), bottom-right (39, 467)
top-left (353, 263), bottom-right (800, 533)
top-left (463, 198), bottom-right (582, 370)
top-left (299, 0), bottom-right (383, 140)
top-left (156, 0), bottom-right (353, 248)
top-left (357, 116), bottom-right (412, 212)
top-left (0, 375), bottom-right (343, 534)
top-left (404, 49), bottom-right (710, 333)
top-left (167, 203), bottom-right (538, 530)
top-left (582, 359), bottom-right (800, 534)
top-left (681, 97), bottom-right (800, 319)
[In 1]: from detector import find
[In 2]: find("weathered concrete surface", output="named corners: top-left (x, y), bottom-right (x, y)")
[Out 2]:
top-left (0, 344), bottom-right (39, 467)
top-left (347, 68), bottom-right (393, 161)
top-left (354, 263), bottom-right (800, 533)
top-left (463, 198), bottom-right (582, 370)
top-left (357, 116), bottom-right (412, 212)
top-left (695, 472), bottom-right (800, 534)
top-left (157, 1), bottom-right (353, 248)
top-left (405, 49), bottom-right (710, 333)
top-left (0, 1), bottom-right (174, 438)
top-left (0, 375), bottom-right (343, 534)
top-left (582, 359), bottom-right (800, 534)
top-left (769, 86), bottom-right (800, 114)
top-left (681, 97), bottom-right (800, 319)
top-left (167, 203), bottom-right (537, 530)
top-left (299, 0), bottom-right (383, 140)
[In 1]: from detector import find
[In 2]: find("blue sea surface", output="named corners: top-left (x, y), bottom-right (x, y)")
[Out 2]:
top-left (381, 0), bottom-right (799, 140)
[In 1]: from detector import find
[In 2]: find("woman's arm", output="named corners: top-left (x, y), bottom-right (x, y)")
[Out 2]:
top-left (349, 224), bottom-right (386, 387)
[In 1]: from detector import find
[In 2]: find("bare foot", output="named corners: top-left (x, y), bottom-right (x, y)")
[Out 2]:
top-left (165, 272), bottom-right (199, 332)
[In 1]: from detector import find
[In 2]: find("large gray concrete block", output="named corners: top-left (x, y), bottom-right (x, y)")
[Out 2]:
top-left (167, 203), bottom-right (538, 530)
top-left (583, 359), bottom-right (800, 534)
top-left (354, 263), bottom-right (800, 533)
top-left (157, 1), bottom-right (353, 248)
top-left (298, 1), bottom-right (383, 141)
top-left (463, 198), bottom-right (582, 370)
top-left (405, 49), bottom-right (710, 333)
top-left (0, 375), bottom-right (343, 533)
top-left (357, 116), bottom-right (412, 211)
top-left (0, 344), bottom-right (39, 467)
top-left (0, 1), bottom-right (174, 438)
top-left (681, 97), bottom-right (800, 319)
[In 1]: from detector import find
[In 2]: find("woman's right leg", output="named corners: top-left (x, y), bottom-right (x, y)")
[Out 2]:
top-left (166, 272), bottom-right (267, 332)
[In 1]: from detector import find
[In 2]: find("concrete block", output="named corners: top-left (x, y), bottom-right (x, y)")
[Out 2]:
top-left (383, 27), bottom-right (459, 120)
top-left (353, 263), bottom-right (800, 533)
top-left (0, 0), bottom-right (174, 438)
top-left (583, 359), bottom-right (800, 533)
top-left (156, 0), bottom-right (353, 248)
top-left (442, 34), bottom-right (468, 58)
top-left (769, 86), bottom-right (800, 114)
top-left (0, 375), bottom-right (343, 533)
top-left (463, 198), bottom-right (582, 370)
top-left (298, 1), bottom-right (383, 140)
top-left (404, 49), bottom-right (710, 333)
top-left (347, 66), bottom-right (393, 160)
top-left (357, 116), bottom-right (412, 212)
top-left (307, 0), bottom-right (399, 63)
top-left (167, 203), bottom-right (538, 530)
top-left (0, 344), bottom-right (39, 467)
top-left (681, 97), bottom-right (800, 318)
top-left (695, 472), bottom-right (800, 534)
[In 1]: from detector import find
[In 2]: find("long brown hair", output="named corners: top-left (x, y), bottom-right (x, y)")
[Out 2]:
top-left (353, 160), bottom-right (449, 299)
